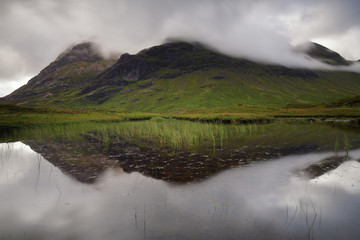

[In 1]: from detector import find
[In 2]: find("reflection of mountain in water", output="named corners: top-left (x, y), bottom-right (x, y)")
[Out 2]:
top-left (24, 133), bottom-right (321, 184)
top-left (24, 139), bottom-right (116, 183)
top-left (21, 121), bottom-right (360, 184)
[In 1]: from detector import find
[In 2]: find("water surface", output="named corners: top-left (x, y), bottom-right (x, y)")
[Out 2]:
top-left (1, 122), bottom-right (360, 239)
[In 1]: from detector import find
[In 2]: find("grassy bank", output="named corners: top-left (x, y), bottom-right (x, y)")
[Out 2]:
top-left (1, 103), bottom-right (360, 138)
top-left (0, 104), bottom-right (156, 131)
top-left (0, 104), bottom-right (273, 133)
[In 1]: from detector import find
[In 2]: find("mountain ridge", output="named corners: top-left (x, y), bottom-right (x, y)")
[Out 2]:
top-left (1, 41), bottom-right (360, 112)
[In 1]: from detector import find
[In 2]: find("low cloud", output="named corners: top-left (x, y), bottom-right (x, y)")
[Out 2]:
top-left (340, 62), bottom-right (360, 73)
top-left (1, 0), bottom-right (360, 96)
top-left (0, 75), bottom-right (30, 97)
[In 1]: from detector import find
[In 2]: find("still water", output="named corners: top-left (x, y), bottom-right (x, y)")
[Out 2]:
top-left (1, 122), bottom-right (360, 239)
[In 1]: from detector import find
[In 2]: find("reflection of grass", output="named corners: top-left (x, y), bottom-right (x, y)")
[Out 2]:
top-left (3, 117), bottom-right (360, 154)
top-left (0, 143), bottom-right (14, 170)
top-left (334, 135), bottom-right (350, 158)
top-left (334, 137), bottom-right (339, 152)
top-left (344, 136), bottom-right (350, 158)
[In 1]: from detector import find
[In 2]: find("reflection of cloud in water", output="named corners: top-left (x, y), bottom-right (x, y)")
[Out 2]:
top-left (1, 142), bottom-right (360, 239)
top-left (311, 160), bottom-right (360, 194)
top-left (0, 142), bottom-right (41, 185)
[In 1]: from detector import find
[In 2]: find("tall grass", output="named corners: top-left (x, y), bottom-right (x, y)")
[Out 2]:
top-left (9, 119), bottom-right (259, 151)
top-left (110, 119), bottom-right (235, 150)
top-left (335, 135), bottom-right (350, 158)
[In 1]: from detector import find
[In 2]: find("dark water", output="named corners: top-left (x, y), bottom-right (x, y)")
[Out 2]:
top-left (1, 123), bottom-right (360, 239)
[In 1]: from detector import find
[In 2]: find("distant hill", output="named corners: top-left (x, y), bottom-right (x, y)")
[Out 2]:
top-left (1, 41), bottom-right (360, 112)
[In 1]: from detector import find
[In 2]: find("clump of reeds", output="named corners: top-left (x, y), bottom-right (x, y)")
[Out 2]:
top-left (112, 119), bottom-right (231, 150)
top-left (8, 119), bottom-right (260, 151)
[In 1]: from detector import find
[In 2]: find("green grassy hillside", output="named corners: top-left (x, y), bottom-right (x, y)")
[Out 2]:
top-left (50, 68), bottom-right (360, 112)
top-left (96, 69), bottom-right (360, 112)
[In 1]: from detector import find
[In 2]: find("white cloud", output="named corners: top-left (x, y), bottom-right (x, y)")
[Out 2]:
top-left (0, 0), bottom-right (360, 97)
top-left (0, 46), bottom-right (26, 79)
top-left (313, 27), bottom-right (360, 61)
top-left (0, 75), bottom-right (31, 97)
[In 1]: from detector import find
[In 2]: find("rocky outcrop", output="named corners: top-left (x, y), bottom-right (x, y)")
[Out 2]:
top-left (79, 41), bottom-right (246, 95)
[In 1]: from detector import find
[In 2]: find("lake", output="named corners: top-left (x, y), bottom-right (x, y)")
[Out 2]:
top-left (1, 120), bottom-right (360, 239)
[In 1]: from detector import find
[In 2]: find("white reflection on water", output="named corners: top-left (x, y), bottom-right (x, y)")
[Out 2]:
top-left (0, 142), bottom-right (360, 240)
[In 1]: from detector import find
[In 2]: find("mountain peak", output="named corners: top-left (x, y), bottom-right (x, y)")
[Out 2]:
top-left (55, 42), bottom-right (104, 64)
top-left (22, 42), bottom-right (106, 88)
top-left (91, 41), bottom-right (231, 86)
top-left (1, 42), bottom-right (115, 101)
top-left (136, 41), bottom-right (199, 56)
top-left (23, 42), bottom-right (106, 85)
top-left (296, 42), bottom-right (350, 66)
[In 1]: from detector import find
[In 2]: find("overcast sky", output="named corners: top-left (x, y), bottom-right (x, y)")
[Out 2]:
top-left (1, 0), bottom-right (360, 97)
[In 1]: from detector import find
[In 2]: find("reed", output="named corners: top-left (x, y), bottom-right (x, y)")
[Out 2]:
top-left (112, 119), bottom-right (232, 150)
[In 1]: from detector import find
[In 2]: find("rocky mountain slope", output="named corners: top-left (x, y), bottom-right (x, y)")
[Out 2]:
top-left (1, 41), bottom-right (360, 111)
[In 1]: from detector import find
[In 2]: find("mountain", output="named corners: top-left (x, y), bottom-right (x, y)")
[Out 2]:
top-left (2, 42), bottom-right (116, 104)
top-left (296, 42), bottom-right (351, 66)
top-left (1, 41), bottom-right (360, 111)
